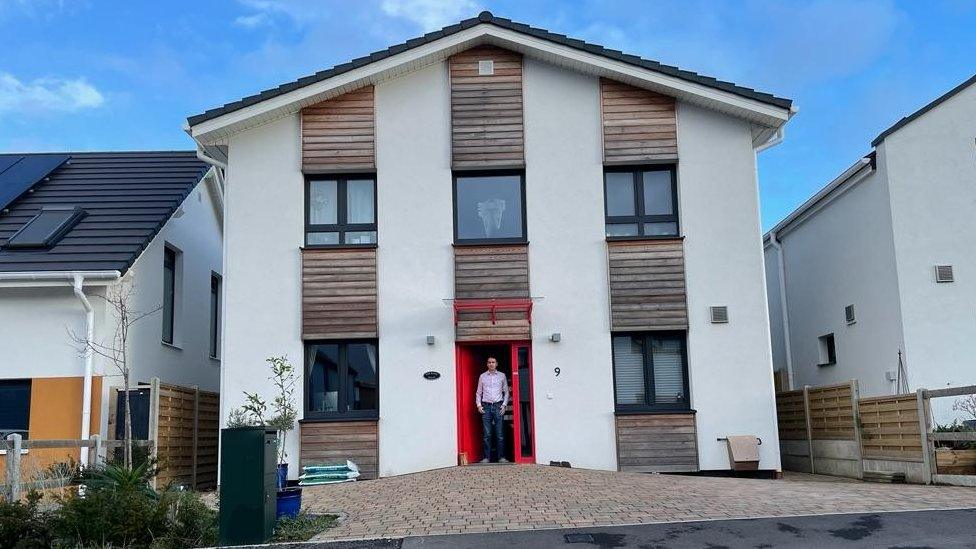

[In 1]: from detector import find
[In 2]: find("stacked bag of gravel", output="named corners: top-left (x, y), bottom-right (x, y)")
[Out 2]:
top-left (298, 460), bottom-right (361, 485)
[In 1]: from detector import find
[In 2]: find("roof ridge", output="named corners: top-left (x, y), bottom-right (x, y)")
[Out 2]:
top-left (187, 11), bottom-right (792, 127)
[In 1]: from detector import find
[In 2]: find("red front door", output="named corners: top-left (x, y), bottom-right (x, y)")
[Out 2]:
top-left (456, 342), bottom-right (535, 464)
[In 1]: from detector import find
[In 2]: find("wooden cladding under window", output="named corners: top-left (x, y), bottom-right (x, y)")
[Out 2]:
top-left (455, 244), bottom-right (530, 341)
top-left (302, 248), bottom-right (377, 339)
top-left (615, 413), bottom-right (699, 472)
top-left (300, 421), bottom-right (378, 480)
top-left (449, 46), bottom-right (524, 168)
top-left (600, 79), bottom-right (677, 164)
top-left (301, 86), bottom-right (375, 172)
top-left (607, 239), bottom-right (688, 330)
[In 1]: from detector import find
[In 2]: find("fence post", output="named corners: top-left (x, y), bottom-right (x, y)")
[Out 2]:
top-left (90, 434), bottom-right (102, 467)
top-left (916, 388), bottom-right (933, 484)
top-left (850, 379), bottom-right (865, 479)
top-left (802, 385), bottom-right (815, 474)
top-left (192, 386), bottom-right (200, 490)
top-left (5, 434), bottom-right (22, 501)
top-left (149, 377), bottom-right (161, 489)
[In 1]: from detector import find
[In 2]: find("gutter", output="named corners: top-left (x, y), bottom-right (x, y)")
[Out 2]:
top-left (0, 270), bottom-right (120, 466)
top-left (755, 127), bottom-right (785, 153)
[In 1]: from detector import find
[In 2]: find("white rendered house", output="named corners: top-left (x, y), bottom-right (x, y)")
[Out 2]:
top-left (0, 151), bottom-right (223, 467)
top-left (764, 74), bottom-right (976, 423)
top-left (187, 12), bottom-right (793, 479)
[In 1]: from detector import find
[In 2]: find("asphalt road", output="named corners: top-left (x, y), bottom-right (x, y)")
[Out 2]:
top-left (298, 508), bottom-right (976, 548)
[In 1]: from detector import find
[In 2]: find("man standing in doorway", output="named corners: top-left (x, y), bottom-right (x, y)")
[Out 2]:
top-left (476, 356), bottom-right (509, 463)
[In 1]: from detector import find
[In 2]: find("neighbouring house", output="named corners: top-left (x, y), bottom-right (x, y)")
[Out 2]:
top-left (764, 73), bottom-right (976, 423)
top-left (0, 151), bottom-right (223, 470)
top-left (187, 11), bottom-right (794, 479)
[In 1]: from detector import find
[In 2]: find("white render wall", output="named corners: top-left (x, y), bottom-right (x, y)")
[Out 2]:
top-left (522, 58), bottom-right (616, 470)
top-left (677, 102), bottom-right (781, 471)
top-left (770, 169), bottom-right (906, 396)
top-left (222, 114), bottom-right (305, 470)
top-left (882, 83), bottom-right (976, 422)
top-left (374, 62), bottom-right (458, 476)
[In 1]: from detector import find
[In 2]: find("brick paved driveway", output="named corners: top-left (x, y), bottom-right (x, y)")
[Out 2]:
top-left (302, 465), bottom-right (976, 541)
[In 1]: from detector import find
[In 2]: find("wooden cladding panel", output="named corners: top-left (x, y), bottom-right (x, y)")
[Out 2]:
top-left (600, 79), bottom-right (677, 164)
top-left (607, 239), bottom-right (688, 330)
top-left (301, 421), bottom-right (379, 480)
top-left (454, 244), bottom-right (530, 342)
top-left (615, 413), bottom-right (699, 472)
top-left (302, 248), bottom-right (377, 339)
top-left (450, 46), bottom-right (524, 168)
top-left (301, 86), bottom-right (375, 172)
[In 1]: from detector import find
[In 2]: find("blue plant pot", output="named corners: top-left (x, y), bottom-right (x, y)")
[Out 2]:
top-left (276, 463), bottom-right (288, 490)
top-left (276, 487), bottom-right (302, 519)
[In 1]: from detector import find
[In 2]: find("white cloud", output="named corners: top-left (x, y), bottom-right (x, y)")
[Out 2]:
top-left (0, 73), bottom-right (104, 114)
top-left (380, 0), bottom-right (479, 32)
top-left (234, 12), bottom-right (271, 28)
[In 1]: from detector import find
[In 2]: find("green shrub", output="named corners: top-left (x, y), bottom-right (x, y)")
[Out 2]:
top-left (152, 490), bottom-right (218, 549)
top-left (55, 483), bottom-right (170, 547)
top-left (0, 491), bottom-right (54, 549)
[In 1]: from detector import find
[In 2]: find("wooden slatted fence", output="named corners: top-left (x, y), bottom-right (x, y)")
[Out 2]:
top-left (858, 393), bottom-right (922, 462)
top-left (775, 389), bottom-right (807, 441)
top-left (807, 383), bottom-right (856, 440)
top-left (153, 382), bottom-right (220, 490)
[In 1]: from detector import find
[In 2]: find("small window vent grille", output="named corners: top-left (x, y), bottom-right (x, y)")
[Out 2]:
top-left (935, 265), bottom-right (954, 283)
top-left (845, 304), bottom-right (856, 325)
top-left (709, 306), bottom-right (729, 324)
top-left (478, 59), bottom-right (494, 76)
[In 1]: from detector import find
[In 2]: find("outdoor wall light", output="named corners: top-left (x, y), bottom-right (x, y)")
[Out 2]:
top-left (549, 333), bottom-right (561, 343)
top-left (426, 335), bottom-right (436, 346)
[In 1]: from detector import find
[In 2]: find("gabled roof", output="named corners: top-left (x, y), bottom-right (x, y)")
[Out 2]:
top-left (872, 72), bottom-right (976, 147)
top-left (0, 151), bottom-right (209, 273)
top-left (187, 11), bottom-right (793, 143)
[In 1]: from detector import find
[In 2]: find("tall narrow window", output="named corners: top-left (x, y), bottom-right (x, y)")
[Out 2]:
top-left (162, 246), bottom-right (177, 344)
top-left (612, 332), bottom-right (689, 412)
top-left (209, 273), bottom-right (221, 359)
top-left (305, 340), bottom-right (378, 419)
top-left (0, 379), bottom-right (31, 441)
top-left (305, 176), bottom-right (377, 246)
top-left (453, 172), bottom-right (526, 244)
top-left (604, 166), bottom-right (679, 238)
top-left (818, 333), bottom-right (836, 366)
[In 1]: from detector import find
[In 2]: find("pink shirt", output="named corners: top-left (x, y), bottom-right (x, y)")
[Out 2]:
top-left (476, 370), bottom-right (508, 408)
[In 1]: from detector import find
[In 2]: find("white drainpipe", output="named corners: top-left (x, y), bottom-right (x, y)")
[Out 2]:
top-left (767, 231), bottom-right (795, 389)
top-left (72, 274), bottom-right (95, 466)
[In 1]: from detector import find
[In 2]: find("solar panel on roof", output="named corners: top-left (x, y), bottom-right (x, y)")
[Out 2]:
top-left (5, 207), bottom-right (86, 249)
top-left (0, 154), bottom-right (70, 211)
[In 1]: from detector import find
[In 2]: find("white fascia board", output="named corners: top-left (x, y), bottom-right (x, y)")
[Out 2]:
top-left (190, 25), bottom-right (792, 144)
top-left (763, 157), bottom-right (874, 246)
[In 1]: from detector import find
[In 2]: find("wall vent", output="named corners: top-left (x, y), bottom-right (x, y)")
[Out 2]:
top-left (478, 59), bottom-right (494, 76)
top-left (935, 265), bottom-right (954, 283)
top-left (709, 306), bottom-right (729, 324)
top-left (845, 304), bottom-right (856, 325)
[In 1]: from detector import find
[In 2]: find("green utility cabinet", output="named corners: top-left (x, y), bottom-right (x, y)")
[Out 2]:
top-left (219, 426), bottom-right (278, 546)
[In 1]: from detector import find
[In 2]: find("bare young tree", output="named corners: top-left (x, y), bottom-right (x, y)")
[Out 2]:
top-left (69, 280), bottom-right (160, 468)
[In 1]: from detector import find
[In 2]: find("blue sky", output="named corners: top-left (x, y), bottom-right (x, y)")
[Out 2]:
top-left (1, 0), bottom-right (974, 228)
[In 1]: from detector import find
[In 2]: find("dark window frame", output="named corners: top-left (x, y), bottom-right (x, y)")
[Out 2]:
top-left (209, 272), bottom-right (221, 359)
top-left (0, 379), bottom-right (31, 441)
top-left (603, 165), bottom-right (680, 240)
top-left (452, 170), bottom-right (528, 245)
top-left (611, 331), bottom-right (691, 413)
top-left (303, 339), bottom-right (379, 421)
top-left (4, 207), bottom-right (86, 249)
top-left (304, 174), bottom-right (378, 248)
top-left (162, 246), bottom-right (177, 345)
top-left (818, 333), bottom-right (837, 366)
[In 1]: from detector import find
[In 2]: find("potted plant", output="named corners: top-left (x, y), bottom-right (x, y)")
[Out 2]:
top-left (228, 355), bottom-right (302, 519)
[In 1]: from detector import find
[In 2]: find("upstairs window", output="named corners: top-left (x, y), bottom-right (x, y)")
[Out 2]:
top-left (818, 333), bottom-right (836, 366)
top-left (305, 176), bottom-right (376, 246)
top-left (209, 273), bottom-right (221, 359)
top-left (454, 172), bottom-right (526, 244)
top-left (612, 332), bottom-right (689, 412)
top-left (162, 246), bottom-right (179, 345)
top-left (604, 166), bottom-right (678, 238)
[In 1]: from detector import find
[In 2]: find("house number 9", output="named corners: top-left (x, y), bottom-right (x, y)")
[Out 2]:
top-left (554, 367), bottom-right (561, 377)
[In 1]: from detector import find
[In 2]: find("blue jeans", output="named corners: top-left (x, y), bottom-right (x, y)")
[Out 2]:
top-left (481, 402), bottom-right (504, 461)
